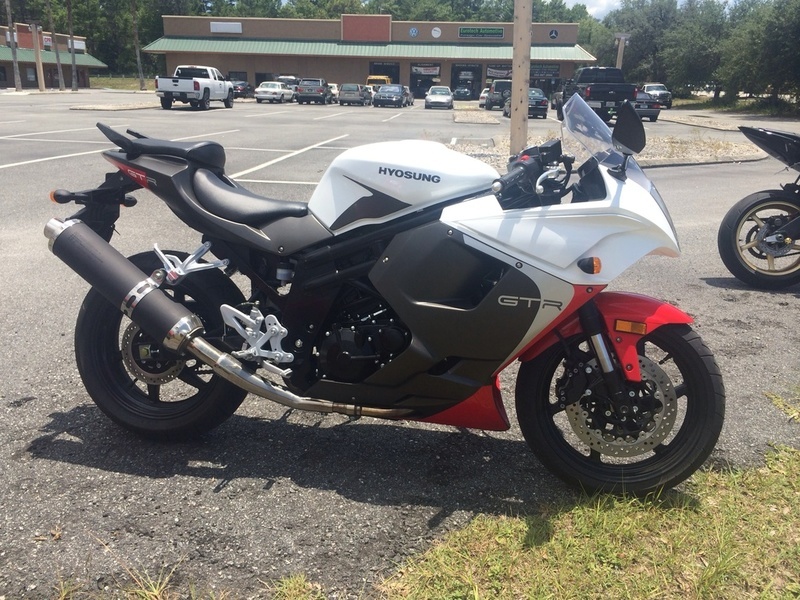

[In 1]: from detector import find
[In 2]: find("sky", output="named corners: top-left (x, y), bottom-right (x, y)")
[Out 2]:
top-left (567, 0), bottom-right (620, 20)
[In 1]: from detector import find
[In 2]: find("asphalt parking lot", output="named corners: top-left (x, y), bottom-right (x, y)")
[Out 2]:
top-left (1, 89), bottom-right (799, 597)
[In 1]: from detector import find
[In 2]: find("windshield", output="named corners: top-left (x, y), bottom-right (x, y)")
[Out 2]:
top-left (561, 95), bottom-right (677, 242)
top-left (379, 85), bottom-right (402, 93)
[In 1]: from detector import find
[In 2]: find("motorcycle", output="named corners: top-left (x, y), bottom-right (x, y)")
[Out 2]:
top-left (717, 126), bottom-right (800, 289)
top-left (45, 96), bottom-right (725, 495)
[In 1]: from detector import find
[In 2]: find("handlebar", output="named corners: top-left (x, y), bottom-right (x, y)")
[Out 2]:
top-left (492, 140), bottom-right (574, 209)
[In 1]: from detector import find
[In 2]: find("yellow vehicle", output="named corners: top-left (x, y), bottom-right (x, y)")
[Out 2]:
top-left (366, 75), bottom-right (392, 91)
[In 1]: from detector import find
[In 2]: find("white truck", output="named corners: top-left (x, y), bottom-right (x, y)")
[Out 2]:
top-left (155, 65), bottom-right (234, 110)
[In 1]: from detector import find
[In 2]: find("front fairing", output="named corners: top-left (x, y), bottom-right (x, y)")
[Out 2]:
top-left (441, 96), bottom-right (680, 286)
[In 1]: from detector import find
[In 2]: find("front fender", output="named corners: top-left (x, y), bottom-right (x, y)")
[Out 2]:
top-left (519, 291), bottom-right (693, 381)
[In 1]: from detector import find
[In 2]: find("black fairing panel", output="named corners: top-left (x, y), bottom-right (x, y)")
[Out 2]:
top-left (369, 221), bottom-right (540, 372)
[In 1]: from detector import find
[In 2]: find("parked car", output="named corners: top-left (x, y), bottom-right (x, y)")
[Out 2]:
top-left (478, 87), bottom-right (489, 108)
top-left (424, 86), bottom-right (454, 109)
top-left (502, 87), bottom-right (549, 119)
top-left (231, 80), bottom-right (253, 98)
top-left (373, 84), bottom-right (406, 107)
top-left (453, 86), bottom-right (472, 100)
top-left (338, 83), bottom-right (371, 106)
top-left (254, 81), bottom-right (294, 104)
top-left (296, 77), bottom-right (333, 104)
top-left (484, 79), bottom-right (512, 110)
top-left (641, 82), bottom-right (672, 108)
top-left (329, 83), bottom-right (339, 103)
top-left (633, 90), bottom-right (662, 122)
top-left (275, 75), bottom-right (300, 101)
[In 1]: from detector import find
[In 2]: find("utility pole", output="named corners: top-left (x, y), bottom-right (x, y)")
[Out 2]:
top-left (615, 33), bottom-right (630, 70)
top-left (510, 0), bottom-right (533, 156)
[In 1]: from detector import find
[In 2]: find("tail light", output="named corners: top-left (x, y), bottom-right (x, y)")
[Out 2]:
top-left (584, 85), bottom-right (591, 99)
top-left (194, 81), bottom-right (200, 91)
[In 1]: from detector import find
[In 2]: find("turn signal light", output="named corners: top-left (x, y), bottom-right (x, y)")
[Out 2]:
top-left (577, 257), bottom-right (602, 274)
top-left (615, 320), bottom-right (647, 335)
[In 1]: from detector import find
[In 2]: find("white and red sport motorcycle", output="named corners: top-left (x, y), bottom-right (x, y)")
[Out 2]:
top-left (45, 96), bottom-right (725, 494)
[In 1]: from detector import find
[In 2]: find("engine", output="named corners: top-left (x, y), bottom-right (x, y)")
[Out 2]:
top-left (316, 288), bottom-right (409, 383)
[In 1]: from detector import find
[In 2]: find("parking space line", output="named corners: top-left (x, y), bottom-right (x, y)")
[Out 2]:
top-left (236, 179), bottom-right (317, 185)
top-left (381, 112), bottom-right (406, 122)
top-left (0, 125), bottom-right (114, 139)
top-left (229, 134), bottom-right (349, 179)
top-left (245, 111), bottom-right (291, 118)
top-left (0, 128), bottom-right (240, 170)
top-left (313, 112), bottom-right (348, 121)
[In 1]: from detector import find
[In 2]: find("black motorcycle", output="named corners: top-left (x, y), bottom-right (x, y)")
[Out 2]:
top-left (717, 126), bottom-right (800, 289)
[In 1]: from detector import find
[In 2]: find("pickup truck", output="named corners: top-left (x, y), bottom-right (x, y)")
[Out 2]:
top-left (155, 65), bottom-right (234, 111)
top-left (296, 78), bottom-right (333, 104)
top-left (553, 67), bottom-right (638, 122)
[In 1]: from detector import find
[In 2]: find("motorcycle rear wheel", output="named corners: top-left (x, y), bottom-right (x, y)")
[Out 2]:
top-left (515, 324), bottom-right (725, 495)
top-left (74, 251), bottom-right (247, 440)
top-left (717, 190), bottom-right (800, 289)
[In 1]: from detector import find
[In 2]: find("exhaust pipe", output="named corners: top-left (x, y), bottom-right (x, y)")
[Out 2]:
top-left (45, 218), bottom-right (411, 420)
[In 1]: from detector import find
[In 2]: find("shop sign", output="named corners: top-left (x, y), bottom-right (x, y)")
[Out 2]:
top-left (487, 64), bottom-right (512, 78)
top-left (530, 64), bottom-right (560, 78)
top-left (412, 63), bottom-right (440, 76)
top-left (459, 27), bottom-right (504, 39)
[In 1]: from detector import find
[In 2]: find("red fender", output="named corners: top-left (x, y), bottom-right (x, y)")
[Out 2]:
top-left (519, 291), bottom-right (693, 382)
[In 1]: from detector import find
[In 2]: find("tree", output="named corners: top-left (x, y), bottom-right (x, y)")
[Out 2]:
top-left (660, 0), bottom-right (727, 94)
top-left (603, 0), bottom-right (678, 82)
top-left (4, 0), bottom-right (22, 90)
top-left (46, 0), bottom-right (66, 90)
top-left (66, 0), bottom-right (77, 89)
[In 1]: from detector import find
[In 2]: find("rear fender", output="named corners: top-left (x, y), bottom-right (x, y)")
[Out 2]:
top-left (519, 291), bottom-right (693, 381)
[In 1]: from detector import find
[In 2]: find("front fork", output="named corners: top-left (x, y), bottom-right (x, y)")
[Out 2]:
top-left (578, 301), bottom-right (629, 403)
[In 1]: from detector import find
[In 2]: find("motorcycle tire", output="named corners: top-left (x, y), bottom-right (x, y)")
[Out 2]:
top-left (717, 190), bottom-right (800, 289)
top-left (74, 251), bottom-right (248, 440)
top-left (515, 324), bottom-right (725, 495)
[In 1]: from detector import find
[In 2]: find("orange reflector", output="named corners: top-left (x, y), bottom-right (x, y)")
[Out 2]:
top-left (49, 190), bottom-right (59, 203)
top-left (577, 257), bottom-right (602, 274)
top-left (615, 320), bottom-right (647, 335)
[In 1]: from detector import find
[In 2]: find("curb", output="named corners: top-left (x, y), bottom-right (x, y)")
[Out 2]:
top-left (638, 151), bottom-right (768, 169)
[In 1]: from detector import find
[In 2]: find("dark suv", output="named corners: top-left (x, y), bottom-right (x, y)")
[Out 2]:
top-left (485, 79), bottom-right (512, 110)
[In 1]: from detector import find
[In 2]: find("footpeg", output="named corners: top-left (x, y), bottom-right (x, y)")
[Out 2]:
top-left (154, 241), bottom-right (229, 285)
top-left (220, 305), bottom-right (294, 375)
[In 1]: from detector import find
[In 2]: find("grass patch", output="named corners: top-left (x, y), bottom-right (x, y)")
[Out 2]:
top-left (673, 95), bottom-right (800, 117)
top-left (379, 445), bottom-right (800, 599)
top-left (91, 75), bottom-right (152, 91)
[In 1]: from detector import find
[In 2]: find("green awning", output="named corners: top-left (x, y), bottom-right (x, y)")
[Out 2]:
top-left (0, 46), bottom-right (107, 68)
top-left (143, 36), bottom-right (595, 62)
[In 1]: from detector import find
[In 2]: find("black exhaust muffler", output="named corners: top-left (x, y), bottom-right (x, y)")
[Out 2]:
top-left (44, 218), bottom-right (203, 353)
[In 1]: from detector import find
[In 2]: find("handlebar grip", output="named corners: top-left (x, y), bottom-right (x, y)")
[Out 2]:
top-left (491, 165), bottom-right (527, 194)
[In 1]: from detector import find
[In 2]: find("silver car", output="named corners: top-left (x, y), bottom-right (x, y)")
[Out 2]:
top-left (254, 81), bottom-right (294, 104)
top-left (424, 86), bottom-right (453, 109)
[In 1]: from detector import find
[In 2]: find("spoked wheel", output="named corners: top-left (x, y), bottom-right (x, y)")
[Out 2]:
top-left (515, 324), bottom-right (725, 495)
top-left (717, 190), bottom-right (800, 289)
top-left (74, 251), bottom-right (248, 439)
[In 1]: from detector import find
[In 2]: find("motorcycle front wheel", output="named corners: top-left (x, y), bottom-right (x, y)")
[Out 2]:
top-left (717, 190), bottom-right (800, 289)
top-left (515, 324), bottom-right (725, 495)
top-left (74, 251), bottom-right (248, 440)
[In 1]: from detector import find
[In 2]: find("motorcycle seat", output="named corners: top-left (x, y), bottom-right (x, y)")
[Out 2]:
top-left (193, 169), bottom-right (308, 226)
top-left (129, 138), bottom-right (227, 170)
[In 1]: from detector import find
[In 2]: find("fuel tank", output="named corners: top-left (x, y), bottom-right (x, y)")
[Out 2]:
top-left (308, 140), bottom-right (499, 234)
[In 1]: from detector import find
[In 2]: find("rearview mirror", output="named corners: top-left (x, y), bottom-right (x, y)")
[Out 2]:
top-left (612, 101), bottom-right (646, 155)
